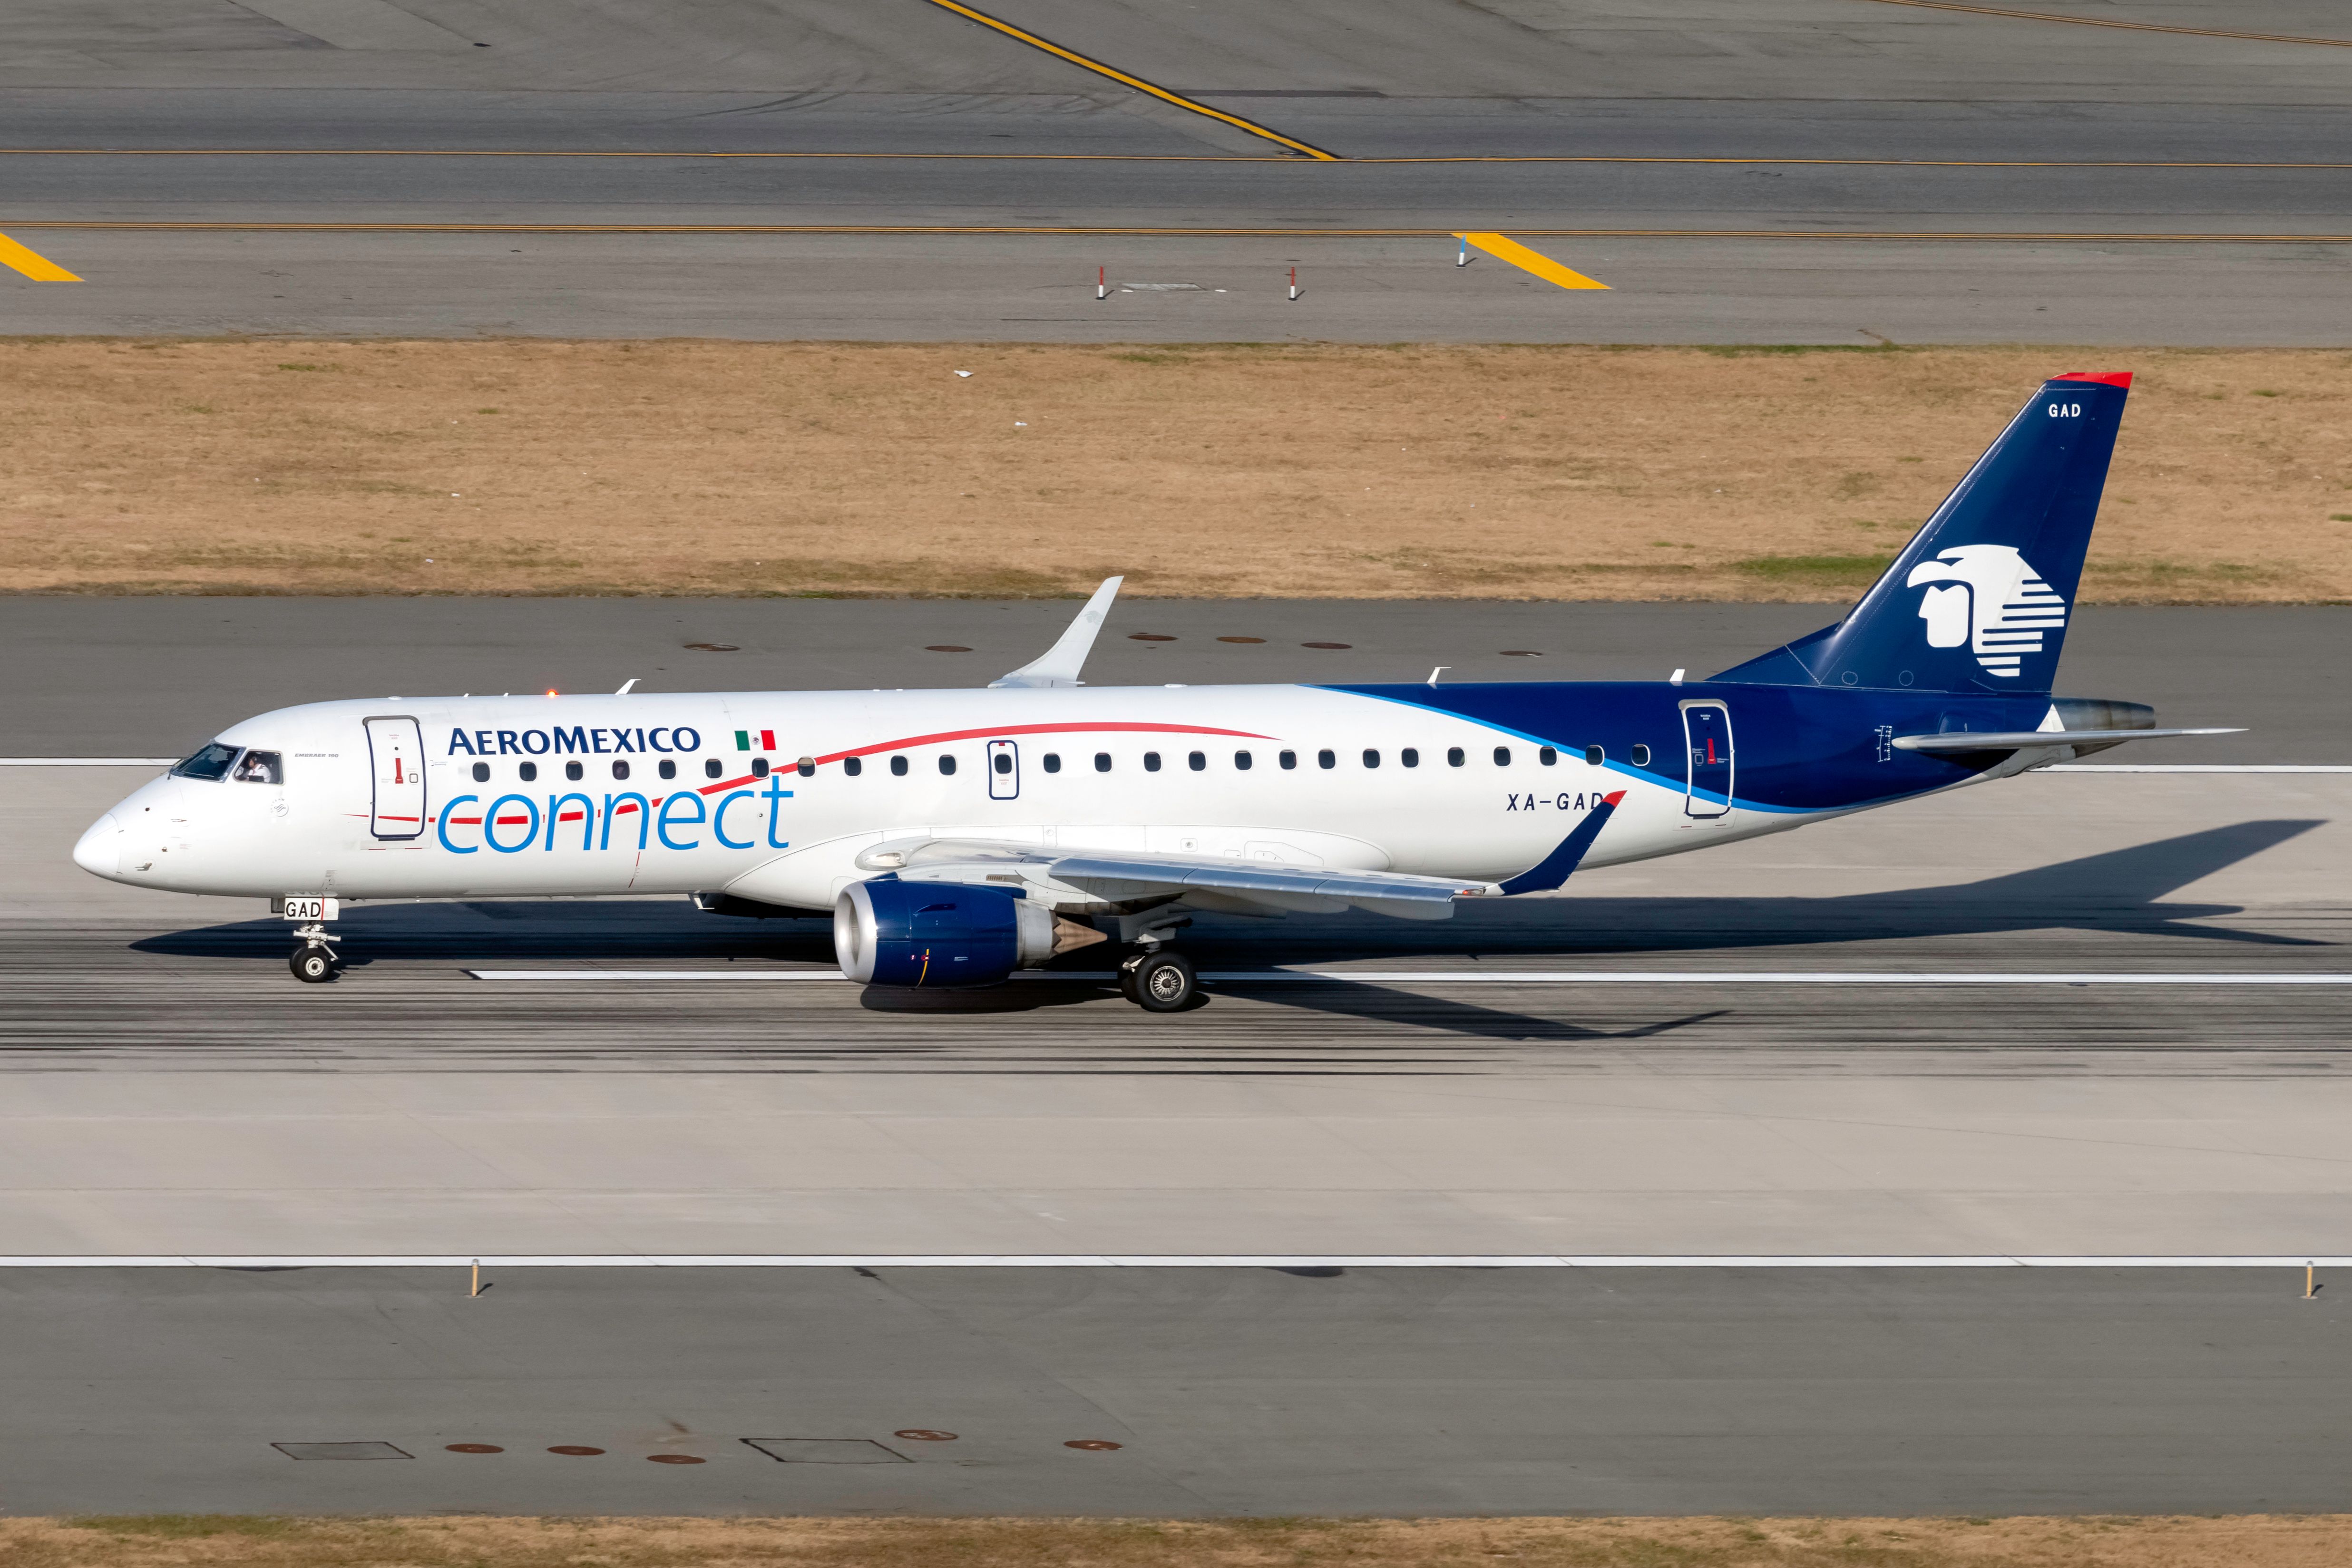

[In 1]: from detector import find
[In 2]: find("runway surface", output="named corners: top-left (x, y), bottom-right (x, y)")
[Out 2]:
top-left (2, 599), bottom-right (2349, 1512)
top-left (2, 1266), bottom-right (2347, 1516)
top-left (3, 0), bottom-right (2346, 341)
top-left (4, 600), bottom-right (2347, 1261)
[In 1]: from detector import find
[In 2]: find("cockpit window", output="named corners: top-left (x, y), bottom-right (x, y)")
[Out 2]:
top-left (234, 750), bottom-right (283, 785)
top-left (170, 742), bottom-right (239, 781)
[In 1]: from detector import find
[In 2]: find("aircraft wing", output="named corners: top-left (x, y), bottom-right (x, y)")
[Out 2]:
top-left (859, 838), bottom-right (1494, 921)
top-left (1893, 726), bottom-right (2240, 753)
top-left (1049, 850), bottom-right (1491, 921)
top-left (989, 576), bottom-right (1122, 688)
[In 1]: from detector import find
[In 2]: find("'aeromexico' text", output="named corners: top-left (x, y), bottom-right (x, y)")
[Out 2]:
top-left (447, 726), bottom-right (704, 757)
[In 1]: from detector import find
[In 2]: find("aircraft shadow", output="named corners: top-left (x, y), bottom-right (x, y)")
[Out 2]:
top-left (127, 820), bottom-right (2327, 1044)
top-left (859, 972), bottom-right (1725, 1044)
top-left (1178, 818), bottom-right (2333, 965)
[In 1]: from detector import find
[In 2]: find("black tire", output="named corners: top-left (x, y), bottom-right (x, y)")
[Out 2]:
top-left (1130, 951), bottom-right (1197, 1013)
top-left (290, 947), bottom-right (337, 984)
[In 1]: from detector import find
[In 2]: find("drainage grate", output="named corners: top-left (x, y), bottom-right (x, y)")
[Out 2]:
top-left (273, 1441), bottom-right (411, 1461)
top-left (743, 1438), bottom-right (910, 1464)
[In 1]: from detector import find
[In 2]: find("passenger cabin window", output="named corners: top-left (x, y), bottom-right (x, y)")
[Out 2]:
top-left (1401, 748), bottom-right (1419, 768)
top-left (1093, 751), bottom-right (1112, 772)
top-left (1317, 749), bottom-right (1336, 769)
top-left (1188, 751), bottom-right (1206, 771)
top-left (1235, 750), bottom-right (1252, 770)
top-left (1493, 747), bottom-right (1512, 766)
top-left (1144, 751), bottom-right (1161, 772)
top-left (1279, 750), bottom-right (1297, 770)
top-left (472, 761), bottom-right (491, 783)
top-left (704, 757), bottom-right (722, 779)
top-left (1362, 749), bottom-right (1380, 769)
top-left (1043, 753), bottom-right (1061, 774)
top-left (797, 758), bottom-right (816, 778)
top-left (565, 760), bottom-right (585, 781)
top-left (891, 755), bottom-right (909, 776)
top-left (938, 755), bottom-right (956, 775)
top-left (1538, 747), bottom-right (1557, 766)
top-left (1447, 747), bottom-right (1465, 767)
top-left (170, 742), bottom-right (239, 781)
top-left (843, 756), bottom-right (862, 777)
top-left (993, 752), bottom-right (1013, 775)
top-left (1631, 743), bottom-right (1652, 767)
top-left (1585, 744), bottom-right (1605, 766)
top-left (611, 760), bottom-right (630, 780)
top-left (751, 757), bottom-right (770, 778)
top-left (519, 761), bottom-right (539, 783)
top-left (659, 759), bottom-right (678, 780)
top-left (234, 750), bottom-right (283, 784)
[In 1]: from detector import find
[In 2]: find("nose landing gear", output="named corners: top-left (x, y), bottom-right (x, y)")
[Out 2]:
top-left (289, 923), bottom-right (341, 984)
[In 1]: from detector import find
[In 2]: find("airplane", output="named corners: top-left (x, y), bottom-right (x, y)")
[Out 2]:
top-left (73, 371), bottom-right (2236, 1009)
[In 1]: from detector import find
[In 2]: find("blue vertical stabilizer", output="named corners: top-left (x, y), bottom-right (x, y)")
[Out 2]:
top-left (1714, 372), bottom-right (2131, 695)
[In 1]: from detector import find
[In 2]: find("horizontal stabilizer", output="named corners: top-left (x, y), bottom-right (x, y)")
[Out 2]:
top-left (1893, 727), bottom-right (2241, 753)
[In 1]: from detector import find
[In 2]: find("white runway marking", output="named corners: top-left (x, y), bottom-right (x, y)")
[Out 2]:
top-left (2048, 763), bottom-right (2352, 774)
top-left (465, 968), bottom-right (2352, 985)
top-left (0, 1254), bottom-right (2342, 1269)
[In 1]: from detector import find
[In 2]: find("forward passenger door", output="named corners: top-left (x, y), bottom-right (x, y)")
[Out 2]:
top-left (365, 716), bottom-right (427, 839)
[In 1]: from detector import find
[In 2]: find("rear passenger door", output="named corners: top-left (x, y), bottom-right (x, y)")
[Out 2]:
top-left (365, 716), bottom-right (427, 839)
top-left (1680, 701), bottom-right (1733, 819)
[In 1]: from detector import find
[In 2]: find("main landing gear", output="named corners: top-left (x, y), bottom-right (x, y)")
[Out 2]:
top-left (1118, 948), bottom-right (1199, 1012)
top-left (289, 923), bottom-right (342, 984)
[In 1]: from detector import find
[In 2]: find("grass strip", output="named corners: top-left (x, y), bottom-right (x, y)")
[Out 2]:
top-left (1, 341), bottom-right (2343, 601)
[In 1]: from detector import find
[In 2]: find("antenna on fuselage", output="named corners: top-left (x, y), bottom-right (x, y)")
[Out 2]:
top-left (989, 575), bottom-right (1124, 689)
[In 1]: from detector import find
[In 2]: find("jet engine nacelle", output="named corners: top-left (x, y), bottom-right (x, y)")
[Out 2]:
top-left (834, 877), bottom-right (1072, 987)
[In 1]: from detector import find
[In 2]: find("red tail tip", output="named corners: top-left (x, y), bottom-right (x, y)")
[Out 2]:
top-left (1601, 790), bottom-right (1625, 807)
top-left (2052, 370), bottom-right (2132, 388)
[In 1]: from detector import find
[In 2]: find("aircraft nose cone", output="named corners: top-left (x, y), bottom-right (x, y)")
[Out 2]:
top-left (72, 812), bottom-right (122, 878)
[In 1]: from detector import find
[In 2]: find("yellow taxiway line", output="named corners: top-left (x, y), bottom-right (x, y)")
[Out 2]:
top-left (0, 232), bottom-right (79, 280)
top-left (914, 0), bottom-right (1340, 161)
top-left (2, 149), bottom-right (2345, 170)
top-left (1455, 232), bottom-right (1608, 290)
top-left (3, 221), bottom-right (2343, 243)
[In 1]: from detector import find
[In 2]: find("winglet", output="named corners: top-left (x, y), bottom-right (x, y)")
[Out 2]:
top-left (989, 576), bottom-right (1124, 689)
top-left (1498, 791), bottom-right (1623, 895)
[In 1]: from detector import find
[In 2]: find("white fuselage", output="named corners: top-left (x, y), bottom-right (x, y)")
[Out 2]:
top-left (74, 684), bottom-right (1806, 913)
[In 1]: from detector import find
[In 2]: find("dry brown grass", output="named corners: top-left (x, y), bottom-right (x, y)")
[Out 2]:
top-left (9, 1516), bottom-right (2352, 1568)
top-left (3, 341), bottom-right (2346, 601)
